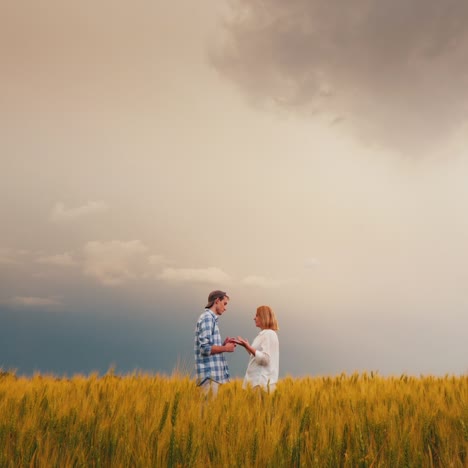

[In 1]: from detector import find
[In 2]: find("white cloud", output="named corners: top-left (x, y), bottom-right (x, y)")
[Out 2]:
top-left (142, 254), bottom-right (175, 279)
top-left (36, 252), bottom-right (76, 266)
top-left (241, 275), bottom-right (285, 289)
top-left (9, 296), bottom-right (62, 307)
top-left (304, 257), bottom-right (320, 269)
top-left (50, 201), bottom-right (108, 222)
top-left (0, 248), bottom-right (28, 265)
top-left (83, 240), bottom-right (149, 286)
top-left (148, 254), bottom-right (172, 266)
top-left (158, 267), bottom-right (231, 285)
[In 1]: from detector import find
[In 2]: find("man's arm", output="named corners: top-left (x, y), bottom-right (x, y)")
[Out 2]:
top-left (198, 315), bottom-right (235, 356)
top-left (210, 343), bottom-right (235, 355)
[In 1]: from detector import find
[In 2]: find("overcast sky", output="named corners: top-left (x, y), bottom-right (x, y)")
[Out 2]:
top-left (1, 0), bottom-right (467, 378)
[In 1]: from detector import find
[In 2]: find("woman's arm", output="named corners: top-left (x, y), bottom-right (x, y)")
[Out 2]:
top-left (236, 333), bottom-right (272, 366)
top-left (236, 337), bottom-right (256, 356)
top-left (253, 333), bottom-right (272, 366)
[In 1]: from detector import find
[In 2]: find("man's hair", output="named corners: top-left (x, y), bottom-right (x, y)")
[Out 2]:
top-left (205, 290), bottom-right (229, 309)
top-left (256, 305), bottom-right (279, 330)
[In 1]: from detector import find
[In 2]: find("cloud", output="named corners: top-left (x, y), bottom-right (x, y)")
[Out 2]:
top-left (211, 0), bottom-right (468, 154)
top-left (0, 248), bottom-right (28, 265)
top-left (143, 254), bottom-right (175, 279)
top-left (9, 296), bottom-right (62, 307)
top-left (148, 254), bottom-right (172, 266)
top-left (304, 257), bottom-right (320, 269)
top-left (158, 267), bottom-right (231, 285)
top-left (36, 253), bottom-right (77, 266)
top-left (241, 275), bottom-right (285, 289)
top-left (51, 201), bottom-right (108, 222)
top-left (83, 240), bottom-right (149, 286)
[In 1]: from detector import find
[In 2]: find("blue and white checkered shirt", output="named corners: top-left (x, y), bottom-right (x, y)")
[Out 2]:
top-left (194, 309), bottom-right (230, 385)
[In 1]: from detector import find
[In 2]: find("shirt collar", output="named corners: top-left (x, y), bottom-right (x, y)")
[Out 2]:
top-left (205, 308), bottom-right (218, 321)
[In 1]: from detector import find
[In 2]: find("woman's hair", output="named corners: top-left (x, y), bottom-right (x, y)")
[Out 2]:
top-left (256, 305), bottom-right (279, 330)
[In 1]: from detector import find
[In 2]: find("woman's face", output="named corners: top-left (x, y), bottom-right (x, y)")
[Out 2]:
top-left (254, 311), bottom-right (262, 329)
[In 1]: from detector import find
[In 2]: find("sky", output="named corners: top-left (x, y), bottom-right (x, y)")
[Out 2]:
top-left (1, 0), bottom-right (467, 378)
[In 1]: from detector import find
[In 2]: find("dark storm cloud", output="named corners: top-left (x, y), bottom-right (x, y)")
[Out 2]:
top-left (211, 0), bottom-right (468, 154)
top-left (0, 307), bottom-right (194, 377)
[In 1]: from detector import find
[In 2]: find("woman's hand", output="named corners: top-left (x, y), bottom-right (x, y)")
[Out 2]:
top-left (235, 336), bottom-right (249, 347)
top-left (234, 336), bottom-right (256, 356)
top-left (224, 337), bottom-right (238, 346)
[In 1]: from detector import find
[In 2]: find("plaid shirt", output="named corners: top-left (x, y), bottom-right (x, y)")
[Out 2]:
top-left (194, 309), bottom-right (230, 384)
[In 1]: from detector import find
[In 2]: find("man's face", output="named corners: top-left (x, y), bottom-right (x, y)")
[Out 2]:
top-left (214, 297), bottom-right (229, 316)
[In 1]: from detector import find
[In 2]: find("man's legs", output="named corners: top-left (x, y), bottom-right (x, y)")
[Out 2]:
top-left (199, 378), bottom-right (220, 397)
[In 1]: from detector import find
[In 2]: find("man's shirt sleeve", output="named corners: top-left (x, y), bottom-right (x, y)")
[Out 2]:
top-left (198, 314), bottom-right (214, 356)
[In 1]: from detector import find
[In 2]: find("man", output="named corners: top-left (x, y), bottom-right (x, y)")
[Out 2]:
top-left (194, 290), bottom-right (235, 395)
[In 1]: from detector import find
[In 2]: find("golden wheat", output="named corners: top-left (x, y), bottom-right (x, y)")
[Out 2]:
top-left (0, 371), bottom-right (466, 467)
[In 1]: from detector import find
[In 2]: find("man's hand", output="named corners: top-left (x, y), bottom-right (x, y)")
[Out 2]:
top-left (210, 341), bottom-right (236, 355)
top-left (224, 342), bottom-right (236, 352)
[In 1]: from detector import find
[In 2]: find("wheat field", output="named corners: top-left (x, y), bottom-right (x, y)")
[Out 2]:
top-left (0, 371), bottom-right (467, 467)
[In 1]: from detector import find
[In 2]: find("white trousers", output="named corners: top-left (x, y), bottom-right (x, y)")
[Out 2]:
top-left (199, 379), bottom-right (220, 397)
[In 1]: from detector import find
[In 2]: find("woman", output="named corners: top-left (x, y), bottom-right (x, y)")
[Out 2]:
top-left (236, 305), bottom-right (279, 392)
